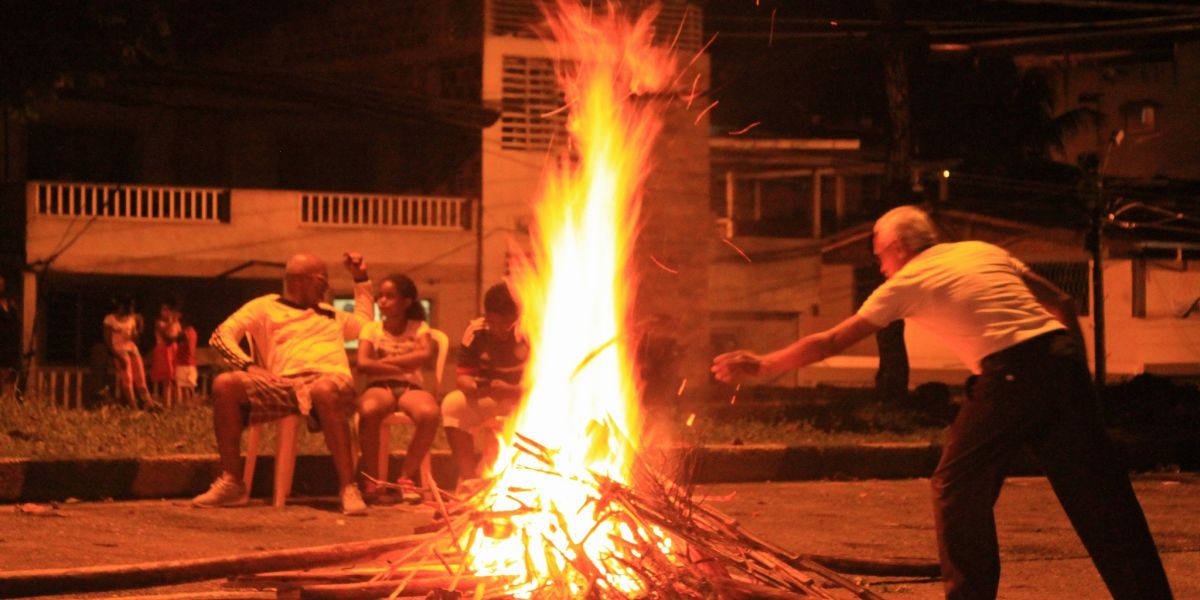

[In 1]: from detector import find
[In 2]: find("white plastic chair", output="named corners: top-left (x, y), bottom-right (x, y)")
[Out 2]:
top-left (240, 335), bottom-right (300, 508)
top-left (245, 328), bottom-right (450, 507)
top-left (375, 327), bottom-right (449, 488)
top-left (243, 414), bottom-right (301, 508)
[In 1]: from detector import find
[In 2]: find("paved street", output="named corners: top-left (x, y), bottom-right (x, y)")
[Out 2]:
top-left (2, 474), bottom-right (1196, 598)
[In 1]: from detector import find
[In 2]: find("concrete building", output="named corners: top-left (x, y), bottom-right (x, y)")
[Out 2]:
top-left (1018, 40), bottom-right (1200, 181)
top-left (0, 0), bottom-right (714, 403)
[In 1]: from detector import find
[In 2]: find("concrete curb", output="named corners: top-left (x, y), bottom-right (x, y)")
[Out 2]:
top-left (2, 438), bottom-right (1196, 503)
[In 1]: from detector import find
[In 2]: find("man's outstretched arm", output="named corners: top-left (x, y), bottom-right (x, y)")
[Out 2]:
top-left (713, 315), bottom-right (882, 383)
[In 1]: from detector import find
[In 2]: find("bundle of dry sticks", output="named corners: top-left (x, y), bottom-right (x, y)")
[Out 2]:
top-left (226, 433), bottom-right (886, 600)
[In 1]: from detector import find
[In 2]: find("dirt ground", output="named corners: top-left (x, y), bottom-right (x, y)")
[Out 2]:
top-left (2, 474), bottom-right (1196, 599)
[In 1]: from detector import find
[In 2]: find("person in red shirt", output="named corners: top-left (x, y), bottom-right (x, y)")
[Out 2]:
top-left (173, 305), bottom-right (198, 406)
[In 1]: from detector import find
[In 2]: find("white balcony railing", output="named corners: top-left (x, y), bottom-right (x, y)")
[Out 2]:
top-left (299, 193), bottom-right (469, 230)
top-left (31, 181), bottom-right (227, 222)
top-left (29, 181), bottom-right (472, 231)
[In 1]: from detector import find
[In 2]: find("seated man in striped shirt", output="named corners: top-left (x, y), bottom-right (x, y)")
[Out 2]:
top-left (194, 252), bottom-right (374, 515)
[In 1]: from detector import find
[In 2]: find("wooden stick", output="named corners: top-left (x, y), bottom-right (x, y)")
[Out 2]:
top-left (0, 533), bottom-right (434, 599)
top-left (228, 568), bottom-right (456, 588)
top-left (710, 577), bottom-right (813, 600)
top-left (297, 576), bottom-right (498, 600)
top-left (796, 553), bottom-right (941, 578)
top-left (91, 593), bottom-right (275, 600)
top-left (793, 557), bottom-right (888, 600)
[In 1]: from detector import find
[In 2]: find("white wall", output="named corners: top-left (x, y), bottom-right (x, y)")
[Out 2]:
top-left (25, 186), bottom-right (483, 350)
top-left (1102, 259), bottom-right (1200, 377)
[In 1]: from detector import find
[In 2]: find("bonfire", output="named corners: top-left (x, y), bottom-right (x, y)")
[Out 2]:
top-left (261, 2), bottom-right (884, 598)
top-left (1, 3), bottom-right (890, 599)
top-left (280, 3), bottom-right (881, 598)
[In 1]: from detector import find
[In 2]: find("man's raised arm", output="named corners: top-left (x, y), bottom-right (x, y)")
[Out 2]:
top-left (341, 251), bottom-right (374, 340)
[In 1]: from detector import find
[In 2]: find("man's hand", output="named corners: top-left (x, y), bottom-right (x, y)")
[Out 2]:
top-left (343, 252), bottom-right (368, 281)
top-left (711, 350), bottom-right (764, 383)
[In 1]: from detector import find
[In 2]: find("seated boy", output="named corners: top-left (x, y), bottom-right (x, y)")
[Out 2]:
top-left (442, 283), bottom-right (527, 490)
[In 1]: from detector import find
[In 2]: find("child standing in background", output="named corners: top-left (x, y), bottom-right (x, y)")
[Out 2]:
top-left (150, 300), bottom-right (180, 407)
top-left (174, 306), bottom-right (198, 405)
top-left (104, 295), bottom-right (154, 410)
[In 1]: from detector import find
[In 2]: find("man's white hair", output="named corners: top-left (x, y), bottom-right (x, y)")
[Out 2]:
top-left (874, 205), bottom-right (939, 253)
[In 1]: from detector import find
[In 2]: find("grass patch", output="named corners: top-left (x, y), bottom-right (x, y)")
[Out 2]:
top-left (1, 395), bottom-right (945, 459)
top-left (0, 400), bottom-right (429, 458)
top-left (680, 417), bottom-right (943, 446)
top-left (5, 379), bottom-right (1192, 461)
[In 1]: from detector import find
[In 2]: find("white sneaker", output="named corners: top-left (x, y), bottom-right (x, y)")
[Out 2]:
top-left (192, 477), bottom-right (248, 508)
top-left (341, 484), bottom-right (367, 516)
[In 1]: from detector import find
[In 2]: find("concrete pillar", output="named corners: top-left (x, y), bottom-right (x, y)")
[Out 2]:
top-left (753, 180), bottom-right (762, 221)
top-left (1131, 257), bottom-right (1146, 318)
top-left (21, 271), bottom-right (36, 367)
top-left (834, 175), bottom-right (845, 229)
top-left (723, 170), bottom-right (735, 238)
top-left (811, 171), bottom-right (822, 239)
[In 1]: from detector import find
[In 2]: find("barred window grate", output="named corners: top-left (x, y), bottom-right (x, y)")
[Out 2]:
top-left (500, 55), bottom-right (568, 151)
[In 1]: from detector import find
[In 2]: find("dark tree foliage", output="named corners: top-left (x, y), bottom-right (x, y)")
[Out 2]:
top-left (2, 1), bottom-right (174, 113)
top-left (912, 55), bottom-right (1103, 173)
top-left (1, 0), bottom-right (320, 115)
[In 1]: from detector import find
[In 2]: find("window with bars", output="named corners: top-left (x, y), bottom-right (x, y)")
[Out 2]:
top-left (500, 55), bottom-right (567, 151)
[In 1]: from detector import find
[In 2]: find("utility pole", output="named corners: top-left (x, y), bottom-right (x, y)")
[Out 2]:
top-left (1090, 131), bottom-right (1124, 385)
top-left (873, 0), bottom-right (915, 404)
top-left (1089, 178), bottom-right (1106, 386)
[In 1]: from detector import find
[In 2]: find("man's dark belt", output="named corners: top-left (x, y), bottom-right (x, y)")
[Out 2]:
top-left (979, 329), bottom-right (1066, 372)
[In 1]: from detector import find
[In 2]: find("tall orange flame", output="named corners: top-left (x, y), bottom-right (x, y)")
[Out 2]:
top-left (465, 1), bottom-right (679, 596)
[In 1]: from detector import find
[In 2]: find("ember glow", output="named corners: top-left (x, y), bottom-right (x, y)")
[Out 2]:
top-left (464, 1), bottom-right (679, 596)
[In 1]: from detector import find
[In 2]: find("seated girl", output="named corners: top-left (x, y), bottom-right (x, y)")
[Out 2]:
top-left (355, 274), bottom-right (439, 503)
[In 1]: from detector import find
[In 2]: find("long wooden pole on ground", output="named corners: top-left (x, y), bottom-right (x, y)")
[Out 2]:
top-left (0, 533), bottom-right (434, 599)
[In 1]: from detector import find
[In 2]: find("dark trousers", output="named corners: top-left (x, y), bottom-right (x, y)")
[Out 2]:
top-left (931, 331), bottom-right (1173, 600)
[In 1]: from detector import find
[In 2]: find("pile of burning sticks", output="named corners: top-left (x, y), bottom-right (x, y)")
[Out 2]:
top-left (0, 435), bottom-right (910, 599)
top-left (221, 434), bottom-right (887, 600)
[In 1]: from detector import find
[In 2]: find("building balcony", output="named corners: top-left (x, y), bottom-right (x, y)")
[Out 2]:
top-left (23, 180), bottom-right (476, 279)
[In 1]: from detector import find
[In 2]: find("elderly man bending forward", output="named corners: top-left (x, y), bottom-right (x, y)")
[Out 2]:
top-left (194, 252), bottom-right (374, 515)
top-left (713, 206), bottom-right (1173, 600)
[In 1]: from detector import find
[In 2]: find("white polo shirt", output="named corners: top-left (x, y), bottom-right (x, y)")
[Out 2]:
top-left (210, 281), bottom-right (374, 378)
top-left (857, 241), bottom-right (1066, 373)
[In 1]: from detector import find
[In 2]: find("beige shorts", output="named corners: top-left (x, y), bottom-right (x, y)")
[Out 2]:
top-left (239, 370), bottom-right (354, 425)
top-left (174, 365), bottom-right (198, 388)
top-left (441, 389), bottom-right (516, 433)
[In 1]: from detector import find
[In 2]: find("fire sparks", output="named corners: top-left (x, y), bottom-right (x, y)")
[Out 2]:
top-left (729, 121), bottom-right (762, 136)
top-left (721, 237), bottom-right (753, 262)
top-left (648, 255), bottom-right (679, 274)
top-left (693, 100), bottom-right (719, 125)
top-left (463, 2), bottom-right (680, 596)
